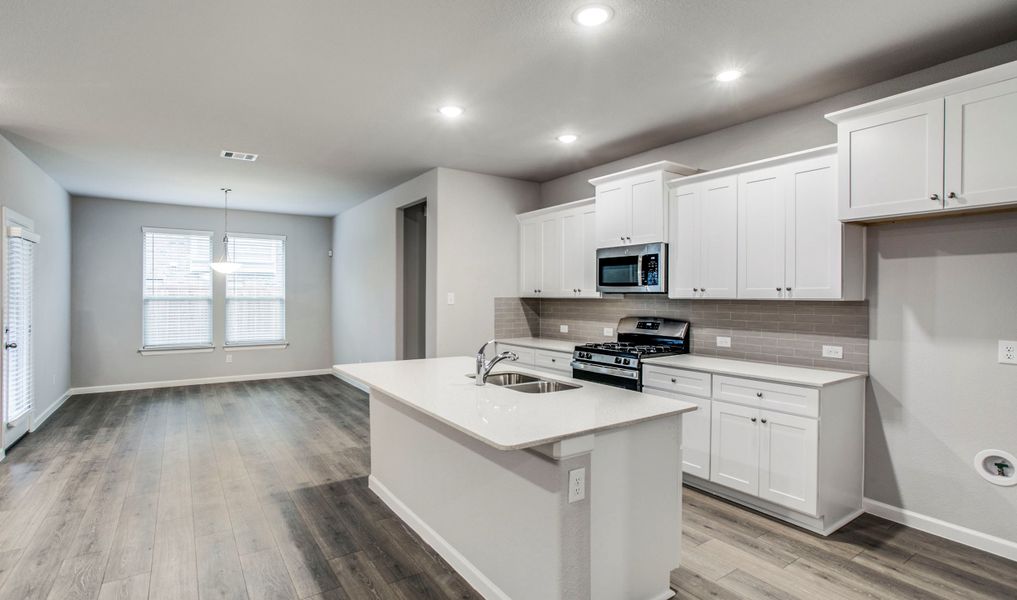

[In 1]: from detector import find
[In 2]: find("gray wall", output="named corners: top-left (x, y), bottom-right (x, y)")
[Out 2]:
top-left (540, 41), bottom-right (1017, 207)
top-left (0, 134), bottom-right (71, 424)
top-left (866, 212), bottom-right (1017, 543)
top-left (71, 196), bottom-right (332, 388)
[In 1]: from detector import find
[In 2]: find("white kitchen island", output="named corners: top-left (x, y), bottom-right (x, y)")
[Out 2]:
top-left (333, 356), bottom-right (697, 600)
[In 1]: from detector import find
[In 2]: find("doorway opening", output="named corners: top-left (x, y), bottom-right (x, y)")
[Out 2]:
top-left (400, 201), bottom-right (427, 360)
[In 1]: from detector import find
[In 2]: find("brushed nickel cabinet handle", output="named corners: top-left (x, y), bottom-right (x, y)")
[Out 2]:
top-left (930, 194), bottom-right (940, 201)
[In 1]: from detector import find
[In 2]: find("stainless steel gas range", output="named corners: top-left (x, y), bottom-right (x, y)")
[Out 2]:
top-left (571, 317), bottom-right (691, 391)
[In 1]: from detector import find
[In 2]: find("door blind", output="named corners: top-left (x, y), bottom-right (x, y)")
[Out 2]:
top-left (225, 234), bottom-right (286, 346)
top-left (5, 234), bottom-right (34, 422)
top-left (142, 228), bottom-right (213, 349)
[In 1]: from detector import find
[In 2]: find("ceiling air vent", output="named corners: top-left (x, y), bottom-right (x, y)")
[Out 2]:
top-left (220, 150), bottom-right (258, 162)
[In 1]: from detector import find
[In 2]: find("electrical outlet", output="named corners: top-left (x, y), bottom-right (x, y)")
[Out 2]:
top-left (446, 292), bottom-right (455, 305)
top-left (603, 327), bottom-right (613, 337)
top-left (716, 336), bottom-right (731, 348)
top-left (559, 324), bottom-right (569, 333)
top-left (225, 354), bottom-right (233, 363)
top-left (1000, 340), bottom-right (1017, 365)
top-left (568, 468), bottom-right (586, 503)
top-left (822, 345), bottom-right (844, 359)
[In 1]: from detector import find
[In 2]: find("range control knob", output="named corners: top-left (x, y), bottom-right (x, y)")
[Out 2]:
top-left (623, 358), bottom-right (631, 365)
top-left (614, 357), bottom-right (622, 364)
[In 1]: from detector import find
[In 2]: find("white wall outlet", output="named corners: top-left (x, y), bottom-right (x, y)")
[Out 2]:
top-left (559, 324), bottom-right (569, 333)
top-left (603, 327), bottom-right (613, 337)
top-left (446, 292), bottom-right (455, 305)
top-left (822, 345), bottom-right (844, 359)
top-left (716, 336), bottom-right (731, 348)
top-left (999, 340), bottom-right (1017, 365)
top-left (568, 467), bottom-right (586, 503)
top-left (225, 354), bottom-right (233, 363)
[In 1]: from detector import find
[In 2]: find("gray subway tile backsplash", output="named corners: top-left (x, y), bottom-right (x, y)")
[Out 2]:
top-left (494, 296), bottom-right (868, 373)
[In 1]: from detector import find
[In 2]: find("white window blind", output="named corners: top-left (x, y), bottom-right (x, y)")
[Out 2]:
top-left (142, 228), bottom-right (213, 349)
top-left (5, 232), bottom-right (35, 423)
top-left (225, 234), bottom-right (286, 346)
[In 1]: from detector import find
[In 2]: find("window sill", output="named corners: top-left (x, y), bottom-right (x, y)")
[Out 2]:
top-left (139, 346), bottom-right (215, 356)
top-left (224, 343), bottom-right (289, 352)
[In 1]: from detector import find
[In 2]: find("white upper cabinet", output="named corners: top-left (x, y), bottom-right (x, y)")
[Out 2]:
top-left (944, 77), bottom-right (1017, 210)
top-left (785, 156), bottom-right (843, 299)
top-left (828, 60), bottom-right (1017, 222)
top-left (738, 167), bottom-right (787, 300)
top-left (590, 161), bottom-right (699, 248)
top-left (669, 177), bottom-right (737, 299)
top-left (517, 199), bottom-right (600, 299)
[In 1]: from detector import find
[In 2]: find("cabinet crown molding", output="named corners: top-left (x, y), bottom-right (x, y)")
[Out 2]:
top-left (824, 59), bottom-right (1017, 124)
top-left (516, 196), bottom-right (593, 222)
top-left (588, 160), bottom-right (700, 186)
top-left (665, 145), bottom-right (837, 188)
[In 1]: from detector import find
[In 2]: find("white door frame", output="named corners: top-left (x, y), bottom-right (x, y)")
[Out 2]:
top-left (2, 207), bottom-right (37, 456)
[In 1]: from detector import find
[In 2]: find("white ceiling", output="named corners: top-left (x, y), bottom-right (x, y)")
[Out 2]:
top-left (2, 1), bottom-right (1016, 216)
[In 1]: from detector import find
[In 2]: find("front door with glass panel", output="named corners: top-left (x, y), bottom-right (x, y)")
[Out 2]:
top-left (3, 209), bottom-right (38, 451)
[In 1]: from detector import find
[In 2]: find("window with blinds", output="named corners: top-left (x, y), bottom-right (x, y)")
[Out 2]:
top-left (225, 234), bottom-right (286, 346)
top-left (5, 233), bottom-right (35, 423)
top-left (142, 228), bottom-right (213, 349)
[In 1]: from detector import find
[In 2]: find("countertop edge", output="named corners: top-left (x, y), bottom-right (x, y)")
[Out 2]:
top-left (640, 356), bottom-right (868, 388)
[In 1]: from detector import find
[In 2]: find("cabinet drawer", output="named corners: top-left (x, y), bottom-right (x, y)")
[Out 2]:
top-left (534, 350), bottom-right (572, 374)
top-left (642, 366), bottom-right (711, 398)
top-left (713, 375), bottom-right (819, 418)
top-left (496, 344), bottom-right (535, 367)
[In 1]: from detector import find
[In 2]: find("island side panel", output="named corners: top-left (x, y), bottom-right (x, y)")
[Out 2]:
top-left (367, 389), bottom-right (591, 600)
top-left (591, 415), bottom-right (682, 600)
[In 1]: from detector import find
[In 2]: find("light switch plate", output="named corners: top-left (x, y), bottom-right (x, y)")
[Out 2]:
top-left (568, 468), bottom-right (586, 503)
top-left (560, 325), bottom-right (569, 333)
top-left (1000, 341), bottom-right (1017, 365)
top-left (603, 327), bottom-right (613, 337)
top-left (822, 345), bottom-right (844, 359)
top-left (446, 292), bottom-right (455, 305)
top-left (716, 336), bottom-right (731, 348)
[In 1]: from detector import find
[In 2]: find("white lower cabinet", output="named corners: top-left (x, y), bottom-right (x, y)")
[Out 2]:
top-left (496, 343), bottom-right (571, 376)
top-left (643, 361), bottom-right (864, 535)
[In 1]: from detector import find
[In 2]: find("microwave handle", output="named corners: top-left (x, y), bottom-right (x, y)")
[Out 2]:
top-left (637, 254), bottom-right (644, 288)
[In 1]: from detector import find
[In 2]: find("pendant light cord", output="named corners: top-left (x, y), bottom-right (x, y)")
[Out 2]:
top-left (221, 187), bottom-right (232, 258)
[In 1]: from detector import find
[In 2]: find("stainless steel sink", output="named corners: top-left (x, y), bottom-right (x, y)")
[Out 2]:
top-left (503, 380), bottom-right (581, 394)
top-left (465, 372), bottom-right (581, 393)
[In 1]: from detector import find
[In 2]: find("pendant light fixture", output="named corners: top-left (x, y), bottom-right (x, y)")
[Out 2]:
top-left (211, 187), bottom-right (241, 274)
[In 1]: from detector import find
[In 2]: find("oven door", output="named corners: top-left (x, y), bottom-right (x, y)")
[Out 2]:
top-left (571, 361), bottom-right (640, 391)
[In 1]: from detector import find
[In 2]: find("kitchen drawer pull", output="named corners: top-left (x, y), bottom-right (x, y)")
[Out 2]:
top-left (785, 287), bottom-right (791, 292)
top-left (775, 287), bottom-right (781, 292)
top-left (761, 418), bottom-right (768, 424)
top-left (930, 194), bottom-right (940, 201)
top-left (756, 392), bottom-right (763, 398)
top-left (948, 192), bottom-right (958, 199)
top-left (751, 417), bottom-right (757, 422)
top-left (670, 377), bottom-right (677, 383)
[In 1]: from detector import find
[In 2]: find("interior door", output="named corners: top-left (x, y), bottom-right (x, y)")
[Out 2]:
top-left (628, 174), bottom-right (665, 245)
top-left (519, 219), bottom-right (542, 297)
top-left (699, 177), bottom-right (738, 299)
top-left (785, 156), bottom-right (841, 299)
top-left (738, 167), bottom-right (786, 299)
top-left (758, 410), bottom-right (819, 516)
top-left (944, 77), bottom-right (1017, 210)
top-left (838, 99), bottom-right (945, 220)
top-left (710, 400), bottom-right (759, 495)
top-left (668, 184), bottom-right (700, 299)
top-left (3, 211), bottom-right (38, 451)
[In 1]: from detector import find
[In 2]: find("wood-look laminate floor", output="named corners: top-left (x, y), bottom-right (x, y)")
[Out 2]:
top-left (0, 375), bottom-right (1013, 600)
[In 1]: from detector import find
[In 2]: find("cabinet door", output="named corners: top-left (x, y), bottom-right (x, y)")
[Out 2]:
top-left (519, 220), bottom-right (542, 297)
top-left (699, 177), bottom-right (738, 299)
top-left (668, 184), bottom-right (700, 299)
top-left (560, 209), bottom-right (583, 297)
top-left (710, 401), bottom-right (759, 495)
top-left (539, 216), bottom-right (561, 297)
top-left (758, 410), bottom-right (818, 516)
top-left (944, 77), bottom-right (1017, 210)
top-left (595, 183), bottom-right (630, 248)
top-left (578, 206), bottom-right (600, 297)
top-left (629, 175), bottom-right (666, 245)
top-left (785, 156), bottom-right (841, 299)
top-left (838, 99), bottom-right (945, 220)
top-left (681, 394), bottom-right (711, 479)
top-left (738, 168), bottom-right (786, 299)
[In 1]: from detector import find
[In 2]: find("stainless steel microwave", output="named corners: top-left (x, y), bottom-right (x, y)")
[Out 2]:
top-left (596, 242), bottom-right (667, 294)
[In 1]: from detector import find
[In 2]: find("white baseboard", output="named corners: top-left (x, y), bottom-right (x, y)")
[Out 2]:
top-left (330, 368), bottom-right (370, 393)
top-left (863, 497), bottom-right (1017, 562)
top-left (369, 475), bottom-right (512, 600)
top-left (31, 389), bottom-right (71, 431)
top-left (68, 368), bottom-right (332, 396)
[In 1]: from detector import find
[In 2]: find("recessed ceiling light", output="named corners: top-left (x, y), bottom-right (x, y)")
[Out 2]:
top-left (715, 69), bottom-right (744, 82)
top-left (438, 105), bottom-right (464, 118)
top-left (557, 133), bottom-right (579, 144)
top-left (573, 5), bottom-right (613, 27)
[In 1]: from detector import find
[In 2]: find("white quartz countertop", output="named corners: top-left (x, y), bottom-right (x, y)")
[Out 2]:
top-left (641, 354), bottom-right (866, 387)
top-left (496, 337), bottom-right (583, 353)
top-left (333, 356), bottom-right (696, 451)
